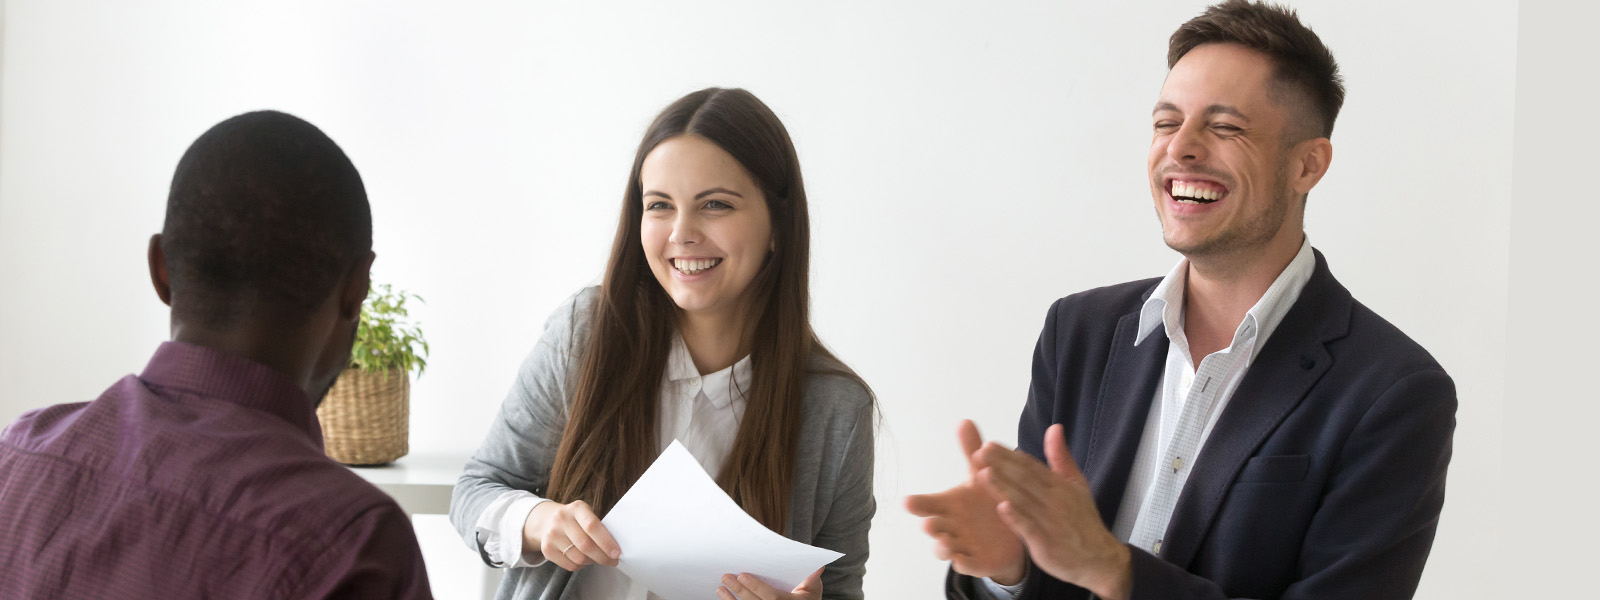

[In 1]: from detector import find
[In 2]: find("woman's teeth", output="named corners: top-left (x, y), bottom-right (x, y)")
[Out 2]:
top-left (673, 258), bottom-right (722, 275)
top-left (1171, 181), bottom-right (1225, 204)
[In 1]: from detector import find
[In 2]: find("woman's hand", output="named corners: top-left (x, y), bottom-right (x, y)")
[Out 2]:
top-left (716, 568), bottom-right (822, 600)
top-left (521, 500), bottom-right (621, 571)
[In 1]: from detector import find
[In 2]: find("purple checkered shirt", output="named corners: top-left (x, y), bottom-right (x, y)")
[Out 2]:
top-left (0, 341), bottom-right (433, 599)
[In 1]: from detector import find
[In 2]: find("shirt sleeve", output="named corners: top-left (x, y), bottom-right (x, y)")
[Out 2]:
top-left (475, 489), bottom-right (549, 568)
top-left (295, 503), bottom-right (434, 600)
top-left (979, 576), bottom-right (1027, 599)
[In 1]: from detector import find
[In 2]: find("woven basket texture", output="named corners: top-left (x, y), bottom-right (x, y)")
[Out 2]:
top-left (317, 368), bottom-right (409, 465)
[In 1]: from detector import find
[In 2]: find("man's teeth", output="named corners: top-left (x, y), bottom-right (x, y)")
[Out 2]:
top-left (673, 258), bottom-right (722, 274)
top-left (1171, 181), bottom-right (1223, 203)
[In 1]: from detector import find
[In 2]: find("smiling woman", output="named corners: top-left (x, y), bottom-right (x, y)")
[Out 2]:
top-left (449, 88), bottom-right (877, 600)
top-left (640, 134), bottom-right (774, 329)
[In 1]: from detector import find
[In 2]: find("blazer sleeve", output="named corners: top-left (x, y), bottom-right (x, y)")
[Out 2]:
top-left (1128, 368), bottom-right (1457, 600)
top-left (1016, 297), bottom-right (1064, 462)
top-left (448, 289), bottom-right (591, 562)
top-left (813, 394), bottom-right (876, 600)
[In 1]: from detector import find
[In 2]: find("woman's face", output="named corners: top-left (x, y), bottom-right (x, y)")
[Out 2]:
top-left (639, 134), bottom-right (773, 321)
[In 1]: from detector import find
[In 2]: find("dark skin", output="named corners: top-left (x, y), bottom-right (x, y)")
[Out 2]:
top-left (146, 234), bottom-right (375, 405)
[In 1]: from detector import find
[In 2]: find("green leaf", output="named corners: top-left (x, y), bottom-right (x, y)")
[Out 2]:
top-left (348, 282), bottom-right (431, 378)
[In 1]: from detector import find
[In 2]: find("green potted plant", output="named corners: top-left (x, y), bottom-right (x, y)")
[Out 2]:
top-left (317, 283), bottom-right (430, 466)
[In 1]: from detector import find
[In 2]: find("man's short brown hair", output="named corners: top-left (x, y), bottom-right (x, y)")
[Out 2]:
top-left (1169, 0), bottom-right (1345, 141)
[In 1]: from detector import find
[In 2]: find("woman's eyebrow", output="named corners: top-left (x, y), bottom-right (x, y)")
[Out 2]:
top-left (695, 187), bottom-right (744, 200)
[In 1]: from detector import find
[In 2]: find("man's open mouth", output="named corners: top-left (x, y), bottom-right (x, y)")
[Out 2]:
top-left (1168, 179), bottom-right (1229, 204)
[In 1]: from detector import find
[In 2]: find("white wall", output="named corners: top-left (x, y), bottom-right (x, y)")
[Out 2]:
top-left (1503, 0), bottom-right (1598, 594)
top-left (0, 1), bottom-right (1522, 597)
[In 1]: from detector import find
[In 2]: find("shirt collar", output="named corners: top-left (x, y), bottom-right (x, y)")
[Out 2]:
top-left (665, 331), bottom-right (753, 409)
top-left (1136, 257), bottom-right (1191, 345)
top-left (1245, 237), bottom-right (1316, 360)
top-left (1136, 237), bottom-right (1317, 362)
top-left (138, 341), bottom-right (323, 445)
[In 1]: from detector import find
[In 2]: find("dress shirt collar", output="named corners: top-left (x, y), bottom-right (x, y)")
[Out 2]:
top-left (1136, 237), bottom-right (1316, 362)
top-left (664, 330), bottom-right (752, 409)
top-left (139, 341), bottom-right (323, 445)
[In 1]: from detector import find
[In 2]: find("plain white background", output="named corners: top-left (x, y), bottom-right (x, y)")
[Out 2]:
top-left (1, 0), bottom-right (1587, 597)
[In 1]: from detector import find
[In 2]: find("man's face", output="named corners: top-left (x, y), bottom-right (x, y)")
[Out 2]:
top-left (308, 256), bottom-right (372, 408)
top-left (1148, 43), bottom-right (1300, 259)
top-left (310, 317), bottom-right (359, 407)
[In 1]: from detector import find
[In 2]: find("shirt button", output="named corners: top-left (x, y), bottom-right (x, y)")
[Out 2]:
top-left (1171, 457), bottom-right (1183, 472)
top-left (1153, 540), bottom-right (1163, 554)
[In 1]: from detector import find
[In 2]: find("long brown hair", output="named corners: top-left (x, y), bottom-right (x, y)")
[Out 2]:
top-left (546, 88), bottom-right (857, 533)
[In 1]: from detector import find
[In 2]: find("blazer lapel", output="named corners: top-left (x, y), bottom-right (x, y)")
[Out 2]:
top-left (1158, 250), bottom-right (1352, 568)
top-left (1083, 309), bottom-right (1169, 527)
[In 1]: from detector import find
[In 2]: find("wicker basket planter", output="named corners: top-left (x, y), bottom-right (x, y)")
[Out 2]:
top-left (317, 368), bottom-right (409, 466)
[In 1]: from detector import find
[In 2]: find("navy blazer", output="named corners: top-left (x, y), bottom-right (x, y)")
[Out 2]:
top-left (950, 250), bottom-right (1457, 600)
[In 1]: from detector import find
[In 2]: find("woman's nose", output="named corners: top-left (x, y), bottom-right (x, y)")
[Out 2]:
top-left (669, 213), bottom-right (701, 246)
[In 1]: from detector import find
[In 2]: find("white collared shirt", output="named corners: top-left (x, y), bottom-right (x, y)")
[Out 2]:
top-left (1110, 238), bottom-right (1314, 545)
top-left (983, 238), bottom-right (1315, 599)
top-left (473, 331), bottom-right (751, 599)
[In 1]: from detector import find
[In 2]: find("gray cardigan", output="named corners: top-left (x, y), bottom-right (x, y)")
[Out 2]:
top-left (449, 287), bottom-right (875, 600)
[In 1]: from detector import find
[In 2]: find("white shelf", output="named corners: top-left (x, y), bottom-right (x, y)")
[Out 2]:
top-left (347, 452), bottom-right (470, 516)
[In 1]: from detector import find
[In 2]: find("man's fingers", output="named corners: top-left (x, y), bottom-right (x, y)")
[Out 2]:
top-left (984, 445), bottom-right (1053, 482)
top-left (1044, 424), bottom-right (1087, 482)
top-left (905, 492), bottom-right (950, 517)
top-left (974, 441), bottom-right (1039, 474)
top-left (922, 515), bottom-right (965, 539)
top-left (981, 465), bottom-right (1062, 526)
top-left (958, 419), bottom-right (984, 474)
top-left (995, 500), bottom-right (1040, 541)
top-left (923, 518), bottom-right (965, 560)
top-left (977, 454), bottom-right (1054, 511)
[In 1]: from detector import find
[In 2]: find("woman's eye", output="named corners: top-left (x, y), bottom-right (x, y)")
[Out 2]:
top-left (646, 201), bottom-right (671, 211)
top-left (705, 199), bottom-right (732, 210)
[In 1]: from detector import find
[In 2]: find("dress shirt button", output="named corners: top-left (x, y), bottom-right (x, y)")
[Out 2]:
top-left (1153, 540), bottom-right (1163, 554)
top-left (1171, 457), bottom-right (1183, 472)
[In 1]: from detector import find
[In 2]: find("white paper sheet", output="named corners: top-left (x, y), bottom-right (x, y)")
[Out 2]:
top-left (600, 440), bottom-right (843, 600)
